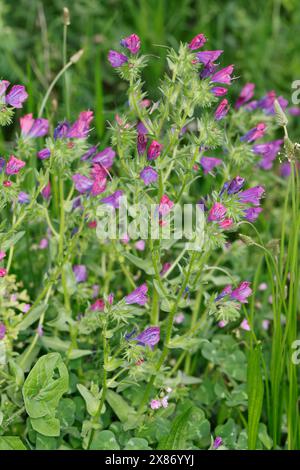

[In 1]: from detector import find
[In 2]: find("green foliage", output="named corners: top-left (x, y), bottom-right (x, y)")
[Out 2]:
top-left (22, 353), bottom-right (69, 436)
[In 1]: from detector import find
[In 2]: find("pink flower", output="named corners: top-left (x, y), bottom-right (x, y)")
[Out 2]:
top-left (262, 319), bottom-right (270, 331)
top-left (147, 140), bottom-right (163, 160)
top-left (259, 282), bottom-right (268, 291)
top-left (240, 318), bottom-right (251, 331)
top-left (67, 111), bottom-right (94, 138)
top-left (218, 320), bottom-right (228, 328)
top-left (241, 123), bottom-right (266, 143)
top-left (174, 313), bottom-right (185, 324)
top-left (211, 65), bottom-right (234, 85)
top-left (219, 218), bottom-right (233, 230)
top-left (91, 298), bottom-right (105, 311)
top-left (211, 87), bottom-right (228, 97)
top-left (159, 195), bottom-right (174, 216)
top-left (120, 34), bottom-right (141, 54)
top-left (135, 240), bottom-right (146, 251)
top-left (208, 202), bottom-right (227, 222)
top-left (231, 281), bottom-right (252, 303)
top-left (39, 238), bottom-right (48, 249)
top-left (214, 99), bottom-right (230, 120)
top-left (188, 33), bottom-right (207, 50)
top-left (0, 268), bottom-right (7, 277)
top-left (235, 83), bottom-right (255, 109)
top-left (20, 114), bottom-right (49, 138)
top-left (150, 399), bottom-right (161, 410)
top-left (5, 155), bottom-right (25, 175)
top-left (41, 182), bottom-right (51, 200)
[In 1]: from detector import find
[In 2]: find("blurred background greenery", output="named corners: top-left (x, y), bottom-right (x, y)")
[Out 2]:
top-left (1, 0), bottom-right (300, 142)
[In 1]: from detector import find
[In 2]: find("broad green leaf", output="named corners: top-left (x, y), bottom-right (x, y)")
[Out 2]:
top-left (106, 390), bottom-right (136, 424)
top-left (31, 415), bottom-right (60, 437)
top-left (18, 304), bottom-right (47, 331)
top-left (1, 231), bottom-right (25, 251)
top-left (57, 398), bottom-right (76, 427)
top-left (35, 434), bottom-right (58, 450)
top-left (247, 346), bottom-right (264, 450)
top-left (124, 253), bottom-right (155, 274)
top-left (22, 352), bottom-right (69, 419)
top-left (89, 430), bottom-right (120, 450)
top-left (77, 384), bottom-right (100, 417)
top-left (157, 406), bottom-right (193, 450)
top-left (124, 437), bottom-right (151, 450)
top-left (0, 436), bottom-right (27, 450)
top-left (40, 336), bottom-right (92, 359)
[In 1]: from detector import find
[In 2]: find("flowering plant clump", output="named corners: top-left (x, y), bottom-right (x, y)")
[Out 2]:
top-left (0, 28), bottom-right (299, 452)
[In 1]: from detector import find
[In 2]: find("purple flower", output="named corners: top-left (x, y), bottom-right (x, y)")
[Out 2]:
top-left (18, 191), bottom-right (30, 204)
top-left (20, 114), bottom-right (49, 138)
top-left (5, 85), bottom-right (28, 108)
top-left (215, 285), bottom-right (232, 302)
top-left (252, 139), bottom-right (283, 170)
top-left (125, 283), bottom-right (148, 305)
top-left (147, 140), bottom-right (163, 160)
top-left (244, 207), bottom-right (263, 221)
top-left (0, 157), bottom-right (5, 172)
top-left (134, 326), bottom-right (160, 347)
top-left (214, 98), bottom-right (230, 120)
top-left (73, 264), bottom-right (87, 283)
top-left (227, 176), bottom-right (245, 194)
top-left (200, 156), bottom-right (222, 174)
top-left (211, 65), bottom-right (234, 84)
top-left (280, 162), bottom-right (294, 178)
top-left (140, 166), bottom-right (158, 185)
top-left (210, 86), bottom-right (228, 97)
top-left (213, 437), bottom-right (223, 449)
top-left (235, 83), bottom-right (255, 109)
top-left (120, 34), bottom-right (141, 54)
top-left (6, 155), bottom-right (25, 175)
top-left (256, 91), bottom-right (288, 115)
top-left (288, 106), bottom-right (300, 116)
top-left (100, 190), bottom-right (124, 209)
top-left (200, 61), bottom-right (217, 79)
top-left (41, 182), bottom-right (51, 200)
top-left (208, 202), bottom-right (227, 222)
top-left (197, 50), bottom-right (223, 65)
top-left (66, 111), bottom-right (93, 139)
top-left (108, 50), bottom-right (128, 67)
top-left (238, 186), bottom-right (265, 206)
top-left (137, 132), bottom-right (148, 155)
top-left (37, 148), bottom-right (51, 160)
top-left (81, 145), bottom-right (98, 161)
top-left (240, 123), bottom-right (266, 143)
top-left (92, 147), bottom-right (115, 169)
top-left (0, 323), bottom-right (6, 340)
top-left (72, 174), bottom-right (93, 194)
top-left (0, 80), bottom-right (10, 102)
top-left (231, 281), bottom-right (252, 303)
top-left (188, 33), bottom-right (207, 50)
top-left (54, 120), bottom-right (70, 139)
